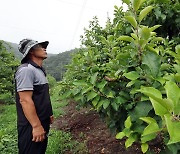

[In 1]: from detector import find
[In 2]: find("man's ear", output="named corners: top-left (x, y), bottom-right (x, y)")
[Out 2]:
top-left (29, 50), bottom-right (34, 56)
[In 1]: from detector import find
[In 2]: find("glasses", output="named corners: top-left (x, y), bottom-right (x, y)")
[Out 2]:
top-left (32, 45), bottom-right (45, 51)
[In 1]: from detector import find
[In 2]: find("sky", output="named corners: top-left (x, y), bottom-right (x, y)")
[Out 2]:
top-left (0, 0), bottom-right (126, 54)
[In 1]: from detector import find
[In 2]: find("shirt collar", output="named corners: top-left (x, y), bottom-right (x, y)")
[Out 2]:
top-left (27, 60), bottom-right (47, 76)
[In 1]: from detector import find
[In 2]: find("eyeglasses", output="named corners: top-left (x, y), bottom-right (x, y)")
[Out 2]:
top-left (32, 45), bottom-right (45, 51)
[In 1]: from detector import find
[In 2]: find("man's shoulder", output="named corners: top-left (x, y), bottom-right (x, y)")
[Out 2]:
top-left (17, 63), bottom-right (29, 70)
top-left (16, 63), bottom-right (34, 75)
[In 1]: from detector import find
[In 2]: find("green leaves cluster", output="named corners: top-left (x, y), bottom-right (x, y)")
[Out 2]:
top-left (0, 41), bottom-right (19, 103)
top-left (60, 0), bottom-right (180, 153)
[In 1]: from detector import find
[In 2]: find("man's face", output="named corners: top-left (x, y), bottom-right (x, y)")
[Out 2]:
top-left (31, 44), bottom-right (47, 60)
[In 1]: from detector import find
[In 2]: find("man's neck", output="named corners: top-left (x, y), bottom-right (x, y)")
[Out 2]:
top-left (30, 58), bottom-right (43, 67)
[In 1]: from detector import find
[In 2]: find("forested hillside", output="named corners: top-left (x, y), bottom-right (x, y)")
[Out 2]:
top-left (2, 41), bottom-right (21, 59)
top-left (44, 49), bottom-right (78, 81)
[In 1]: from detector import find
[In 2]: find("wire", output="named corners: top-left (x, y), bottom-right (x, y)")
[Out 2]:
top-left (68, 0), bottom-right (88, 50)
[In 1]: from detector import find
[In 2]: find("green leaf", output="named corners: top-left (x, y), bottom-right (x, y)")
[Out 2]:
top-left (99, 36), bottom-right (108, 45)
top-left (111, 102), bottom-right (119, 111)
top-left (150, 32), bottom-right (156, 37)
top-left (73, 80), bottom-right (87, 86)
top-left (141, 133), bottom-right (156, 143)
top-left (175, 73), bottom-right (180, 82)
top-left (61, 90), bottom-right (72, 99)
top-left (139, 86), bottom-right (173, 116)
top-left (116, 132), bottom-right (125, 139)
top-left (141, 143), bottom-right (149, 153)
top-left (126, 80), bottom-right (137, 87)
top-left (147, 46), bottom-right (159, 54)
top-left (151, 37), bottom-right (164, 43)
top-left (125, 134), bottom-right (137, 148)
top-left (71, 88), bottom-right (81, 95)
top-left (87, 91), bottom-right (98, 101)
top-left (156, 77), bottom-right (166, 85)
top-left (82, 86), bottom-right (93, 94)
top-left (106, 90), bottom-right (115, 98)
top-left (175, 44), bottom-right (180, 55)
top-left (107, 35), bottom-right (114, 42)
top-left (129, 101), bottom-right (153, 121)
top-left (140, 27), bottom-right (151, 40)
top-left (140, 116), bottom-right (157, 124)
top-left (96, 100), bottom-right (104, 110)
top-left (122, 0), bottom-right (130, 5)
top-left (139, 6), bottom-right (153, 23)
top-left (123, 128), bottom-right (132, 137)
top-left (164, 114), bottom-right (180, 144)
top-left (92, 96), bottom-right (100, 107)
top-left (131, 33), bottom-right (138, 40)
top-left (140, 117), bottom-right (160, 136)
top-left (90, 72), bottom-right (98, 85)
top-left (165, 81), bottom-right (180, 115)
top-left (142, 50), bottom-right (161, 77)
top-left (103, 99), bottom-right (110, 109)
top-left (112, 47), bottom-right (120, 53)
top-left (151, 97), bottom-right (173, 116)
top-left (174, 64), bottom-right (180, 74)
top-left (125, 16), bottom-right (137, 28)
top-left (118, 35), bottom-right (134, 42)
top-left (149, 25), bottom-right (161, 31)
top-left (123, 71), bottom-right (139, 80)
top-left (115, 96), bottom-right (127, 105)
top-left (132, 0), bottom-right (145, 11)
top-left (114, 5), bottom-right (118, 10)
top-left (97, 80), bottom-right (107, 90)
top-left (125, 116), bottom-right (132, 128)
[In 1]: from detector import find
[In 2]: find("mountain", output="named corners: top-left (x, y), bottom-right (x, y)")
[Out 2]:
top-left (2, 41), bottom-right (22, 59)
top-left (2, 40), bottom-right (77, 81)
top-left (43, 49), bottom-right (78, 81)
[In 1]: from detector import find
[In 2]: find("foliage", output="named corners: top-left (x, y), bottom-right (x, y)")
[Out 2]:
top-left (47, 74), bottom-right (56, 87)
top-left (143, 0), bottom-right (180, 40)
top-left (60, 0), bottom-right (180, 153)
top-left (0, 41), bottom-right (19, 104)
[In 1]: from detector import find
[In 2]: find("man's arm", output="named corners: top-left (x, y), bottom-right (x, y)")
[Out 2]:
top-left (18, 91), bottom-right (45, 142)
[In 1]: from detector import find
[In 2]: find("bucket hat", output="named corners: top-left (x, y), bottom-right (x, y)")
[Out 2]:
top-left (18, 39), bottom-right (49, 62)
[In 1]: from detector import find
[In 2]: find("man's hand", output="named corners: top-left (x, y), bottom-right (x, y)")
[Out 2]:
top-left (32, 125), bottom-right (46, 142)
top-left (50, 115), bottom-right (54, 124)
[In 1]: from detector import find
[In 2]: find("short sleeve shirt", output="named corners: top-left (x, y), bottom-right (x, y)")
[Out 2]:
top-left (15, 60), bottom-right (53, 126)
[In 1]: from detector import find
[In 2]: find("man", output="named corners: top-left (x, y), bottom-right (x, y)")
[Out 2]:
top-left (15, 39), bottom-right (54, 154)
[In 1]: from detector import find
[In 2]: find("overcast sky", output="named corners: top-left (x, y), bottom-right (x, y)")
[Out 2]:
top-left (0, 0), bottom-right (126, 54)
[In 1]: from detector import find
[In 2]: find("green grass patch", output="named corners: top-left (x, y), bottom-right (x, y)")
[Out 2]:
top-left (47, 129), bottom-right (88, 154)
top-left (0, 104), bottom-right (18, 154)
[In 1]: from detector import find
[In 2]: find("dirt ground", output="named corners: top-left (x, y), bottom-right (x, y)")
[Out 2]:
top-left (53, 101), bottom-right (163, 154)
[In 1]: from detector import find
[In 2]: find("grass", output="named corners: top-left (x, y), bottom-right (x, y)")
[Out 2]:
top-left (47, 129), bottom-right (88, 154)
top-left (0, 89), bottom-right (87, 154)
top-left (0, 104), bottom-right (18, 154)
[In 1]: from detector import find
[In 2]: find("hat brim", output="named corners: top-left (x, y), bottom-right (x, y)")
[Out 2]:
top-left (38, 41), bottom-right (49, 49)
top-left (21, 41), bottom-right (49, 62)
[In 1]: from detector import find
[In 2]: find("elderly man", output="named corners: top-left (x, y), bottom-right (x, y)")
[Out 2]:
top-left (15, 39), bottom-right (54, 154)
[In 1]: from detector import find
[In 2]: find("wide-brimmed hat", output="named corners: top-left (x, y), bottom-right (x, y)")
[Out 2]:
top-left (18, 39), bottom-right (49, 62)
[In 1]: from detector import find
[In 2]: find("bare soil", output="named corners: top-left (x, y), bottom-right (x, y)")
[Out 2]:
top-left (53, 101), bottom-right (163, 154)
